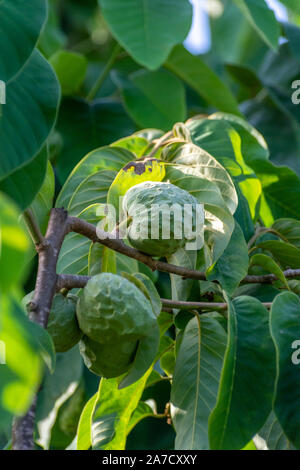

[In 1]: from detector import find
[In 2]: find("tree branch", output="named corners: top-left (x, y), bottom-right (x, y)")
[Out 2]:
top-left (67, 216), bottom-right (300, 285)
top-left (12, 209), bottom-right (69, 450)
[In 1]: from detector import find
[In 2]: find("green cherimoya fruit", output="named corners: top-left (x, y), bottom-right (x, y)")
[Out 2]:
top-left (76, 273), bottom-right (157, 344)
top-left (79, 335), bottom-right (138, 378)
top-left (22, 291), bottom-right (82, 353)
top-left (76, 273), bottom-right (160, 387)
top-left (123, 181), bottom-right (204, 257)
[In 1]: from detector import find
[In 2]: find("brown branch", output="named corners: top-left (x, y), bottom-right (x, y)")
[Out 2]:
top-left (12, 209), bottom-right (69, 450)
top-left (67, 216), bottom-right (300, 285)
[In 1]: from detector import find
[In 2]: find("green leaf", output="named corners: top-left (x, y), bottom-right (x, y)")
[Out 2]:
top-left (127, 272), bottom-right (162, 317)
top-left (30, 161), bottom-right (55, 236)
top-left (0, 0), bottom-right (47, 81)
top-left (167, 248), bottom-right (197, 313)
top-left (282, 22), bottom-right (300, 61)
top-left (233, 0), bottom-right (280, 50)
top-left (56, 146), bottom-right (135, 211)
top-left (55, 98), bottom-right (136, 182)
top-left (187, 117), bottom-right (262, 223)
top-left (0, 147), bottom-right (48, 210)
top-left (119, 323), bottom-right (160, 389)
top-left (77, 393), bottom-right (99, 450)
top-left (209, 296), bottom-right (276, 450)
top-left (0, 193), bottom-right (30, 292)
top-left (258, 411), bottom-right (295, 450)
top-left (0, 295), bottom-right (43, 429)
top-left (271, 218), bottom-right (300, 249)
top-left (279, 0), bottom-right (300, 14)
top-left (92, 370), bottom-right (152, 450)
top-left (165, 45), bottom-right (241, 116)
top-left (166, 145), bottom-right (236, 266)
top-left (207, 221), bottom-right (249, 295)
top-left (50, 50), bottom-right (88, 95)
top-left (257, 240), bottom-right (300, 269)
top-left (56, 148), bottom-right (137, 276)
top-left (171, 315), bottom-right (227, 450)
top-left (270, 292), bottom-right (300, 449)
top-left (113, 69), bottom-right (186, 131)
top-left (250, 160), bottom-right (300, 224)
top-left (127, 401), bottom-right (155, 435)
top-left (27, 322), bottom-right (56, 374)
top-left (99, 0), bottom-right (192, 70)
top-left (35, 346), bottom-right (83, 449)
top-left (250, 253), bottom-right (290, 290)
top-left (110, 135), bottom-right (149, 158)
top-left (0, 50), bottom-right (60, 181)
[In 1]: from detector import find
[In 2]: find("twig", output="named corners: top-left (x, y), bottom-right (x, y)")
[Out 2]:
top-left (86, 43), bottom-right (121, 101)
top-left (23, 209), bottom-right (45, 247)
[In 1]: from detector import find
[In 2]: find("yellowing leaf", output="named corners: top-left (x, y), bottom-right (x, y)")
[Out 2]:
top-left (107, 157), bottom-right (166, 216)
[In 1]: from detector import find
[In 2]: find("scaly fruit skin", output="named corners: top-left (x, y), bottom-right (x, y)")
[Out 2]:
top-left (22, 292), bottom-right (82, 353)
top-left (47, 293), bottom-right (82, 352)
top-left (79, 335), bottom-right (137, 378)
top-left (76, 273), bottom-right (156, 344)
top-left (123, 181), bottom-right (200, 257)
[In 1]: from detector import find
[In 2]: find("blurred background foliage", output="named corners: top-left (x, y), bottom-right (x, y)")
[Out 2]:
top-left (1, 0), bottom-right (300, 450)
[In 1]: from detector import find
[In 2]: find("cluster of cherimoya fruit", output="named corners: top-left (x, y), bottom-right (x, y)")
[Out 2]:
top-left (23, 182), bottom-right (201, 387)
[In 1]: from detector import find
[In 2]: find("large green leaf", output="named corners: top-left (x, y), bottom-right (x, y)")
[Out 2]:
top-left (258, 411), bottom-right (295, 450)
top-left (55, 98), bottom-right (135, 183)
top-left (56, 146), bottom-right (134, 211)
top-left (35, 346), bottom-right (83, 449)
top-left (165, 45), bottom-right (241, 116)
top-left (57, 174), bottom-right (139, 277)
top-left (256, 240), bottom-right (300, 269)
top-left (99, 0), bottom-right (192, 70)
top-left (250, 253), bottom-right (290, 290)
top-left (166, 144), bottom-right (236, 266)
top-left (280, 0), bottom-right (300, 14)
top-left (56, 147), bottom-right (136, 276)
top-left (0, 147), bottom-right (48, 210)
top-left (77, 393), bottom-right (99, 450)
top-left (49, 50), bottom-right (87, 95)
top-left (271, 218), bottom-right (300, 249)
top-left (187, 117), bottom-right (262, 223)
top-left (250, 160), bottom-right (300, 224)
top-left (0, 295), bottom-right (43, 430)
top-left (0, 50), bottom-right (60, 181)
top-left (113, 69), bottom-right (186, 131)
top-left (171, 315), bottom-right (227, 449)
top-left (283, 22), bottom-right (300, 61)
top-left (233, 0), bottom-right (280, 50)
top-left (167, 248), bottom-right (197, 313)
top-left (209, 296), bottom-right (276, 450)
top-left (207, 221), bottom-right (249, 295)
top-left (0, 0), bottom-right (47, 81)
top-left (0, 193), bottom-right (30, 292)
top-left (270, 292), bottom-right (300, 449)
top-left (167, 142), bottom-right (238, 215)
top-left (92, 371), bottom-right (151, 450)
